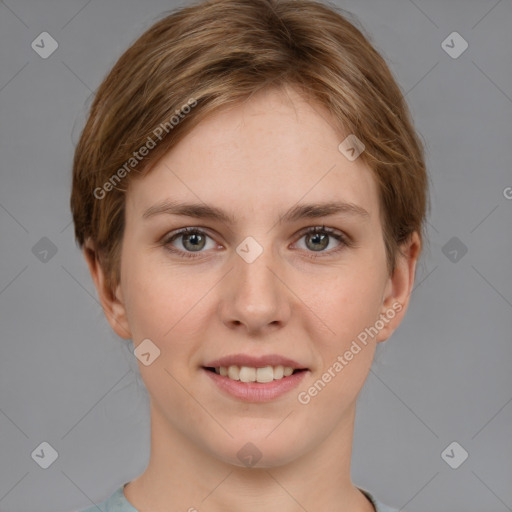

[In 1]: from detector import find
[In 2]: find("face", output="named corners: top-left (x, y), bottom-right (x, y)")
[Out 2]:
top-left (89, 85), bottom-right (418, 468)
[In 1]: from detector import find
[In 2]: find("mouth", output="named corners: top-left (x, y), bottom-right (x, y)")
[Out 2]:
top-left (201, 353), bottom-right (310, 401)
top-left (202, 365), bottom-right (307, 383)
top-left (202, 364), bottom-right (309, 402)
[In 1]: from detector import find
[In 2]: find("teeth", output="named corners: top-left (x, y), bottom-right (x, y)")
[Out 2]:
top-left (239, 366), bottom-right (256, 382)
top-left (214, 365), bottom-right (298, 383)
top-left (256, 366), bottom-right (274, 383)
top-left (228, 365), bottom-right (240, 380)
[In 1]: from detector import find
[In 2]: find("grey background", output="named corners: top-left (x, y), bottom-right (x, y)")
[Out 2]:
top-left (0, 0), bottom-right (511, 511)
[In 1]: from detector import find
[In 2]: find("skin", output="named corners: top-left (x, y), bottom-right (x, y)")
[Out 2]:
top-left (84, 84), bottom-right (420, 512)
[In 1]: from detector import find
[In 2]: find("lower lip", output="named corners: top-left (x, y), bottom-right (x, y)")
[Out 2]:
top-left (203, 368), bottom-right (308, 402)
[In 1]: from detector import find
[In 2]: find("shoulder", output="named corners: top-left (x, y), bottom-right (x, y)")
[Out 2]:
top-left (358, 487), bottom-right (402, 512)
top-left (78, 484), bottom-right (399, 512)
top-left (76, 484), bottom-right (138, 512)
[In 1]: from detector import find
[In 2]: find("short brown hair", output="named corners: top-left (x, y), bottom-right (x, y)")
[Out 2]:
top-left (71, 0), bottom-right (429, 295)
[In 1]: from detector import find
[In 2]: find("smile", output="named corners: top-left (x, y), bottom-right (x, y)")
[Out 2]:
top-left (205, 364), bottom-right (300, 382)
top-left (202, 366), bottom-right (308, 402)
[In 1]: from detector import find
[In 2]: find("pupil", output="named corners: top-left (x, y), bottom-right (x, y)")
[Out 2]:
top-left (308, 233), bottom-right (328, 251)
top-left (185, 233), bottom-right (204, 251)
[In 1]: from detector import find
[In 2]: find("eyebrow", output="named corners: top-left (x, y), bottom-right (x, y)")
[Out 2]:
top-left (142, 199), bottom-right (369, 224)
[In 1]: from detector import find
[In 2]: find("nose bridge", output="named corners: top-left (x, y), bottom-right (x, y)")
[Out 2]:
top-left (235, 235), bottom-right (280, 309)
top-left (220, 234), bottom-right (290, 332)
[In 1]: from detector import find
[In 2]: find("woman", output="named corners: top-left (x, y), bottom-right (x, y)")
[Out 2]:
top-left (72, 0), bottom-right (429, 510)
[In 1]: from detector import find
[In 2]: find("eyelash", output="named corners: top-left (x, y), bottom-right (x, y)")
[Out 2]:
top-left (161, 225), bottom-right (351, 260)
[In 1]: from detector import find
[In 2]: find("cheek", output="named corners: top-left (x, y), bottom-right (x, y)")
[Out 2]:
top-left (120, 253), bottom-right (178, 339)
top-left (317, 263), bottom-right (386, 337)
top-left (302, 261), bottom-right (385, 401)
top-left (121, 254), bottom-right (215, 348)
top-left (303, 275), bottom-right (381, 404)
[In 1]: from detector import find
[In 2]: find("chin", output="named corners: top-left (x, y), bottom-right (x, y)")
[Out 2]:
top-left (207, 432), bottom-right (311, 469)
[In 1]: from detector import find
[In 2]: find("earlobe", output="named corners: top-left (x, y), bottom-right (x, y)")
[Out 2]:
top-left (375, 232), bottom-right (421, 343)
top-left (82, 240), bottom-right (132, 340)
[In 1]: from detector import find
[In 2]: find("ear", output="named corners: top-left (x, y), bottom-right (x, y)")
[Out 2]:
top-left (375, 231), bottom-right (421, 343)
top-left (83, 239), bottom-right (132, 339)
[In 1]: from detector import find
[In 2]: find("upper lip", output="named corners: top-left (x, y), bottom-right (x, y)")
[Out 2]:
top-left (203, 353), bottom-right (308, 369)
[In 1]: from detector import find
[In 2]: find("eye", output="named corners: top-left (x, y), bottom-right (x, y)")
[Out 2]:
top-left (163, 227), bottom-right (218, 258)
top-left (162, 225), bottom-right (351, 260)
top-left (293, 225), bottom-right (350, 258)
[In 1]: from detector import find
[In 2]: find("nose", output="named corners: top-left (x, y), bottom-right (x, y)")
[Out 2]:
top-left (218, 241), bottom-right (291, 336)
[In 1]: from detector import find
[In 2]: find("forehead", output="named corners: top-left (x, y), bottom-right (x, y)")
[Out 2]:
top-left (126, 85), bottom-right (380, 224)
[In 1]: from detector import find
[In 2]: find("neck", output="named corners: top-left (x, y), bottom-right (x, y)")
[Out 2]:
top-left (124, 400), bottom-right (375, 512)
